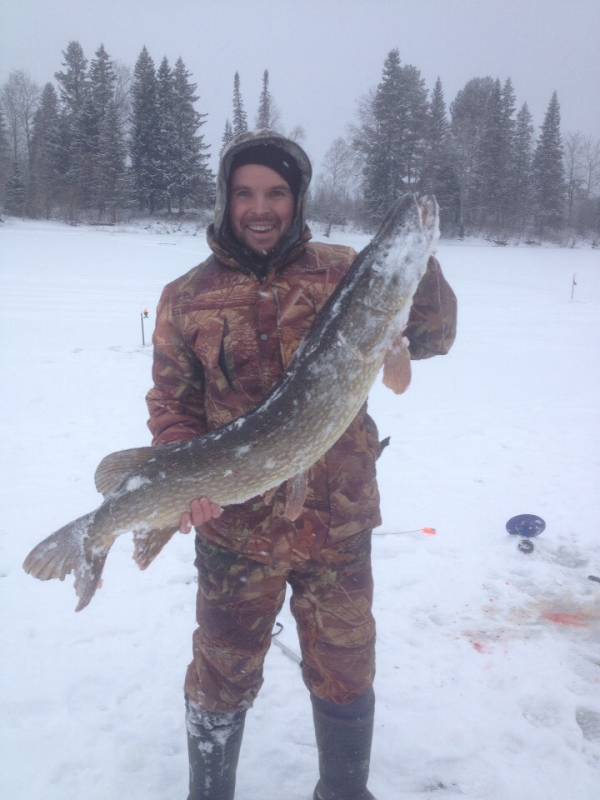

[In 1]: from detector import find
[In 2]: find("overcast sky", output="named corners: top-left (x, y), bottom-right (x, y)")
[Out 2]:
top-left (1, 0), bottom-right (599, 173)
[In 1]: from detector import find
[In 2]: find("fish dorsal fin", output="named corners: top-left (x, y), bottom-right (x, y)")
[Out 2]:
top-left (284, 471), bottom-right (309, 521)
top-left (383, 336), bottom-right (412, 395)
top-left (94, 446), bottom-right (156, 496)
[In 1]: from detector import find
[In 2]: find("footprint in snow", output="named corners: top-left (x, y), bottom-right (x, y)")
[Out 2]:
top-left (576, 707), bottom-right (600, 742)
top-left (521, 696), bottom-right (562, 729)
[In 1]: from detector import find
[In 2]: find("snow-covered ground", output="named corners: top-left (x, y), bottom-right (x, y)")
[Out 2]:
top-left (1, 218), bottom-right (599, 800)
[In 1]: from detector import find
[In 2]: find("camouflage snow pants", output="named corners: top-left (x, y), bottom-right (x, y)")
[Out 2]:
top-left (184, 529), bottom-right (376, 712)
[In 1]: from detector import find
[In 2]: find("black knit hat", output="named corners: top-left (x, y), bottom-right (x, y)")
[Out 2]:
top-left (230, 143), bottom-right (302, 198)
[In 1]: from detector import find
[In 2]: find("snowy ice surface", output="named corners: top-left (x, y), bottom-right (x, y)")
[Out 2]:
top-left (1, 218), bottom-right (599, 799)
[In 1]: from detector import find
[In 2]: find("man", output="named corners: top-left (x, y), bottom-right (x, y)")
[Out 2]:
top-left (146, 131), bottom-right (457, 800)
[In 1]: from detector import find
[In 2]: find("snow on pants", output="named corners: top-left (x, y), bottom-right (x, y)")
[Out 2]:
top-left (184, 529), bottom-right (376, 712)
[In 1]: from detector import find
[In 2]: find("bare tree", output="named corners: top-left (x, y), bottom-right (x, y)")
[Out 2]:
top-left (564, 131), bottom-right (584, 225)
top-left (317, 137), bottom-right (355, 235)
top-left (287, 124), bottom-right (306, 143)
top-left (1, 71), bottom-right (40, 168)
top-left (581, 136), bottom-right (600, 197)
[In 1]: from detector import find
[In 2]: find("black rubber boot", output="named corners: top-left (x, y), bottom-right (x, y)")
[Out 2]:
top-left (311, 689), bottom-right (376, 800)
top-left (185, 699), bottom-right (246, 800)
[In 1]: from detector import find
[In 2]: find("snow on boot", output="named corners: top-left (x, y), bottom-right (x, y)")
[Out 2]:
top-left (311, 689), bottom-right (376, 800)
top-left (185, 699), bottom-right (246, 800)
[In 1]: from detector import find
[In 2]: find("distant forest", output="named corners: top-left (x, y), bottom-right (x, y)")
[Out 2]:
top-left (1, 41), bottom-right (599, 240)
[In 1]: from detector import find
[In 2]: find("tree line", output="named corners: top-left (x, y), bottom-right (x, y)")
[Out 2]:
top-left (1, 43), bottom-right (599, 238)
top-left (313, 49), bottom-right (599, 239)
top-left (0, 42), bottom-right (213, 222)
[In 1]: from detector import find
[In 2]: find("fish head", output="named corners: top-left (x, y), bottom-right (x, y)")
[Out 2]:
top-left (368, 194), bottom-right (440, 302)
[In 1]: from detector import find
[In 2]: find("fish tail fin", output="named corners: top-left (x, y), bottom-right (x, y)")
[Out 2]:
top-left (133, 526), bottom-right (178, 570)
top-left (23, 511), bottom-right (112, 612)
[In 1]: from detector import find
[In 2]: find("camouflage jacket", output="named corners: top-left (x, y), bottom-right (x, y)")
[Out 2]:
top-left (146, 233), bottom-right (456, 564)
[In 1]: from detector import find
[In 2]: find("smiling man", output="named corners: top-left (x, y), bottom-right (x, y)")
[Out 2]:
top-left (146, 131), bottom-right (457, 800)
top-left (229, 162), bottom-right (295, 253)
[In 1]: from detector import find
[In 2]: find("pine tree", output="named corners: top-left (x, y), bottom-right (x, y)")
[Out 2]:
top-left (55, 41), bottom-right (90, 219)
top-left (512, 102), bottom-right (534, 233)
top-left (55, 42), bottom-right (88, 114)
top-left (5, 160), bottom-right (26, 215)
top-left (156, 57), bottom-right (177, 212)
top-left (95, 100), bottom-right (127, 222)
top-left (170, 58), bottom-right (212, 212)
top-left (221, 119), bottom-right (234, 153)
top-left (256, 69), bottom-right (279, 130)
top-left (232, 72), bottom-right (248, 136)
top-left (532, 91), bottom-right (565, 233)
top-left (424, 78), bottom-right (460, 233)
top-left (89, 45), bottom-right (116, 120)
top-left (88, 45), bottom-right (126, 217)
top-left (360, 49), bottom-right (405, 225)
top-left (450, 76), bottom-right (495, 231)
top-left (476, 79), bottom-right (505, 227)
top-left (398, 64), bottom-right (429, 187)
top-left (0, 107), bottom-right (9, 202)
top-left (28, 83), bottom-right (61, 217)
top-left (130, 46), bottom-right (160, 212)
top-left (427, 77), bottom-right (449, 174)
top-left (498, 77), bottom-right (516, 222)
top-left (358, 49), bottom-right (429, 226)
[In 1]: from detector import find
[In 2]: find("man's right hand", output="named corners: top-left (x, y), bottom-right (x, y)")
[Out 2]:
top-left (179, 497), bottom-right (223, 533)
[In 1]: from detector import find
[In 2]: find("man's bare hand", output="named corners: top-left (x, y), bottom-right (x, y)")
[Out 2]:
top-left (179, 497), bottom-right (223, 533)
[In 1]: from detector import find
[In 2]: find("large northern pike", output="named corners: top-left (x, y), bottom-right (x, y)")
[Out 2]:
top-left (23, 194), bottom-right (439, 611)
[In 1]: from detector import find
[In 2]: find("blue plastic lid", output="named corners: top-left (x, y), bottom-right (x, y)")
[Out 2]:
top-left (506, 514), bottom-right (546, 537)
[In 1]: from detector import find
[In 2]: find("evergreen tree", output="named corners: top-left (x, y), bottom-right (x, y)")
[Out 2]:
top-left (55, 41), bottom-right (90, 218)
top-left (156, 57), bottom-right (177, 212)
top-left (256, 69), bottom-right (279, 130)
top-left (89, 45), bottom-right (116, 120)
top-left (5, 160), bottom-right (26, 215)
top-left (450, 76), bottom-right (495, 230)
top-left (398, 64), bottom-right (429, 187)
top-left (88, 45), bottom-right (125, 217)
top-left (512, 102), bottom-right (534, 233)
top-left (424, 78), bottom-right (460, 233)
top-left (28, 83), bottom-right (61, 217)
top-left (221, 119), bottom-right (234, 153)
top-left (532, 91), bottom-right (565, 233)
top-left (55, 41), bottom-right (88, 114)
top-left (499, 77), bottom-right (516, 221)
top-left (95, 100), bottom-right (127, 221)
top-left (171, 57), bottom-right (212, 213)
top-left (357, 49), bottom-right (430, 226)
top-left (130, 46), bottom-right (160, 212)
top-left (476, 79), bottom-right (505, 227)
top-left (360, 49), bottom-right (405, 225)
top-left (427, 77), bottom-right (449, 172)
top-left (0, 107), bottom-right (9, 201)
top-left (232, 72), bottom-right (247, 136)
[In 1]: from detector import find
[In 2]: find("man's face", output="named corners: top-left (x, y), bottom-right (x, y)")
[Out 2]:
top-left (229, 164), bottom-right (295, 254)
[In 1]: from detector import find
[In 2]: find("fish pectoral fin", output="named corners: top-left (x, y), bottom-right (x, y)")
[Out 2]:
top-left (263, 486), bottom-right (278, 505)
top-left (283, 472), bottom-right (309, 521)
top-left (132, 526), bottom-right (178, 571)
top-left (383, 336), bottom-right (412, 395)
top-left (95, 446), bottom-right (156, 496)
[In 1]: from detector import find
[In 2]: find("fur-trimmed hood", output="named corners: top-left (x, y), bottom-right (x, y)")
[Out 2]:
top-left (207, 130), bottom-right (313, 276)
